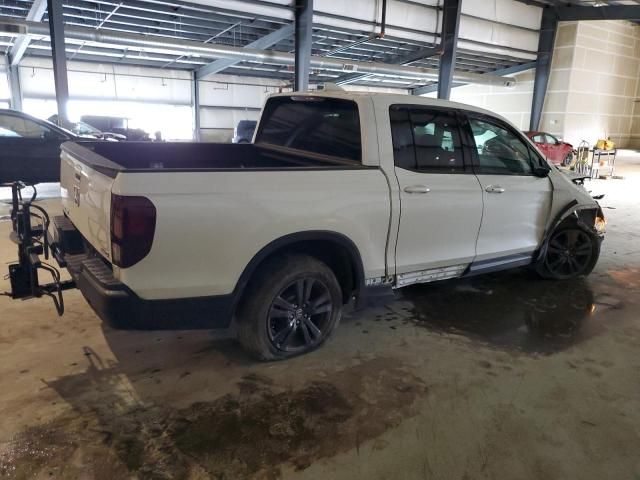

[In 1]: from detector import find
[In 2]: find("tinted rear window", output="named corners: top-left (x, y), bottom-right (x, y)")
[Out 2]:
top-left (255, 97), bottom-right (362, 162)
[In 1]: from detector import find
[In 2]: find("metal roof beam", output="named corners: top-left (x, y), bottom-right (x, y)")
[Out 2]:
top-left (0, 16), bottom-right (515, 88)
top-left (334, 44), bottom-right (442, 86)
top-left (294, 0), bottom-right (313, 91)
top-left (412, 61), bottom-right (536, 96)
top-left (437, 0), bottom-right (461, 99)
top-left (47, 0), bottom-right (71, 127)
top-left (60, 4), bottom-right (276, 42)
top-left (8, 0), bottom-right (46, 65)
top-left (196, 23), bottom-right (293, 80)
top-left (6, 58), bottom-right (22, 110)
top-left (555, 4), bottom-right (640, 21)
top-left (530, 8), bottom-right (557, 131)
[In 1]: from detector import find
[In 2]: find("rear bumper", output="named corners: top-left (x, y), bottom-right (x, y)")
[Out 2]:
top-left (68, 253), bottom-right (235, 330)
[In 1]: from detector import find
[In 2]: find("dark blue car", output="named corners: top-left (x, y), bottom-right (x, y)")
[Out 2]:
top-left (0, 109), bottom-right (75, 184)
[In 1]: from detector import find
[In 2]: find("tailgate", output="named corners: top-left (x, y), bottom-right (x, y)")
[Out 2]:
top-left (60, 143), bottom-right (114, 261)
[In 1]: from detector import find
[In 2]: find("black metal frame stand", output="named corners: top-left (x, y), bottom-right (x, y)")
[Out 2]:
top-left (4, 182), bottom-right (75, 314)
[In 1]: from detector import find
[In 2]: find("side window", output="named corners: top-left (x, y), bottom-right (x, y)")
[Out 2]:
top-left (389, 105), bottom-right (464, 173)
top-left (411, 110), bottom-right (463, 172)
top-left (0, 114), bottom-right (50, 139)
top-left (469, 118), bottom-right (534, 175)
top-left (545, 133), bottom-right (558, 145)
top-left (532, 133), bottom-right (545, 143)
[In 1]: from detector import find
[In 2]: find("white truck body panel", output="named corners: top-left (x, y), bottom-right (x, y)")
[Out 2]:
top-left (473, 173), bottom-right (552, 260)
top-left (392, 167), bottom-right (483, 272)
top-left (58, 90), bottom-right (600, 307)
top-left (112, 169), bottom-right (391, 299)
top-left (60, 149), bottom-right (113, 260)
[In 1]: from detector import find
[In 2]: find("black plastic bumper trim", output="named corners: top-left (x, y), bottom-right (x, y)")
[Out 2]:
top-left (74, 262), bottom-right (234, 330)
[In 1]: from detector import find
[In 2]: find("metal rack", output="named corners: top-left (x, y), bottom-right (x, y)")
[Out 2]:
top-left (572, 141), bottom-right (617, 179)
top-left (590, 149), bottom-right (617, 179)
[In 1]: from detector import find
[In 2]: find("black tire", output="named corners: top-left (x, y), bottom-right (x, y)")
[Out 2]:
top-left (236, 254), bottom-right (343, 361)
top-left (536, 226), bottom-right (600, 280)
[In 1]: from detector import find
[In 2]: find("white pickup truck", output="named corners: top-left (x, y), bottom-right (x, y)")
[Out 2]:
top-left (7, 91), bottom-right (605, 360)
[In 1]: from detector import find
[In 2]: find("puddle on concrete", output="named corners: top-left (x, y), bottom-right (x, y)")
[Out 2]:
top-left (395, 269), bottom-right (616, 355)
top-left (0, 358), bottom-right (426, 479)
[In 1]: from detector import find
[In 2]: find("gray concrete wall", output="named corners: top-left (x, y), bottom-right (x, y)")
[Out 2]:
top-left (542, 20), bottom-right (640, 148)
top-left (431, 20), bottom-right (640, 150)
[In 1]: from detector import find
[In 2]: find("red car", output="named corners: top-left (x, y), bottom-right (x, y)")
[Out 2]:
top-left (524, 131), bottom-right (574, 166)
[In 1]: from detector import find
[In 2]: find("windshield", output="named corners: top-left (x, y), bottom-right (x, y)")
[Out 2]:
top-left (74, 121), bottom-right (102, 135)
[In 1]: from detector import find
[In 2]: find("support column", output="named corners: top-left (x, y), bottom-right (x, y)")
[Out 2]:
top-left (437, 0), bottom-right (461, 100)
top-left (7, 62), bottom-right (22, 111)
top-left (47, 0), bottom-right (70, 128)
top-left (294, 0), bottom-right (313, 91)
top-left (530, 8), bottom-right (557, 131)
top-left (192, 72), bottom-right (201, 141)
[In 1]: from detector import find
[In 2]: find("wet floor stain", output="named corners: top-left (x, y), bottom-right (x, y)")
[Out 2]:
top-left (395, 269), bottom-right (618, 355)
top-left (608, 267), bottom-right (640, 290)
top-left (0, 429), bottom-right (77, 479)
top-left (0, 358), bottom-right (426, 479)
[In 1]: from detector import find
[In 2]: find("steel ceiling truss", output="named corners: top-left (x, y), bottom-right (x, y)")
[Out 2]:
top-left (0, 0), bottom-right (538, 89)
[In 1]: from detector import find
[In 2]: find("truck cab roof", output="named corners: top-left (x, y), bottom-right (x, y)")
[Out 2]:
top-left (266, 90), bottom-right (510, 125)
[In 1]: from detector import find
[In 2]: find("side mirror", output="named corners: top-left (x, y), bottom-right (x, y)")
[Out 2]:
top-left (533, 166), bottom-right (550, 177)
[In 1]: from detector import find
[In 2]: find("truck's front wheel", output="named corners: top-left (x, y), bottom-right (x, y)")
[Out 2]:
top-left (537, 226), bottom-right (600, 279)
top-left (236, 254), bottom-right (342, 361)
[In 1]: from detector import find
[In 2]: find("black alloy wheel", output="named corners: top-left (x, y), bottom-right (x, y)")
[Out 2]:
top-left (545, 229), bottom-right (595, 279)
top-left (236, 254), bottom-right (342, 360)
top-left (267, 278), bottom-right (333, 353)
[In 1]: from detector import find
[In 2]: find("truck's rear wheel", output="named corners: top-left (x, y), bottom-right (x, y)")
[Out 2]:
top-left (236, 254), bottom-right (342, 361)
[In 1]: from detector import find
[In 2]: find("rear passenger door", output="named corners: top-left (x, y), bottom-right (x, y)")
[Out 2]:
top-left (390, 106), bottom-right (483, 282)
top-left (465, 115), bottom-right (552, 262)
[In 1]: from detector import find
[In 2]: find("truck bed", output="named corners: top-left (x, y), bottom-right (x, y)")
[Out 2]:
top-left (62, 141), bottom-right (362, 178)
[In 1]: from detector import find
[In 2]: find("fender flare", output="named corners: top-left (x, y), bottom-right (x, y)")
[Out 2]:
top-left (536, 200), bottom-right (602, 262)
top-left (230, 230), bottom-right (366, 311)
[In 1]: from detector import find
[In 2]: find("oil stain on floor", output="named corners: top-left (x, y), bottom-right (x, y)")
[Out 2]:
top-left (0, 358), bottom-right (426, 479)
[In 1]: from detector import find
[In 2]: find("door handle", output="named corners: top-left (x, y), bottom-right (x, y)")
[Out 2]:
top-left (403, 185), bottom-right (431, 194)
top-left (485, 185), bottom-right (505, 193)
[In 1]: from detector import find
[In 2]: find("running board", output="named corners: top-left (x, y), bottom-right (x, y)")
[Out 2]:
top-left (396, 264), bottom-right (467, 287)
top-left (465, 252), bottom-right (534, 276)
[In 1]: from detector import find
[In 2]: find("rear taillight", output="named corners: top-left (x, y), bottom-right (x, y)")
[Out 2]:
top-left (110, 194), bottom-right (156, 268)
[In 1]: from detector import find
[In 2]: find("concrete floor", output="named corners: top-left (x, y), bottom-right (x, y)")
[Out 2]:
top-left (1, 155), bottom-right (639, 479)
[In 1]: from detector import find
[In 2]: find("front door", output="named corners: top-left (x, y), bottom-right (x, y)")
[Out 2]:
top-left (390, 106), bottom-right (483, 284)
top-left (466, 116), bottom-right (552, 262)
